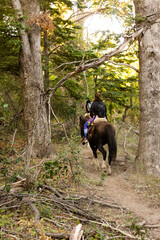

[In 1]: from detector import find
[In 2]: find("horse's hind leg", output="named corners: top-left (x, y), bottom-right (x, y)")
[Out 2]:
top-left (98, 146), bottom-right (107, 170)
top-left (92, 147), bottom-right (97, 159)
top-left (98, 146), bottom-right (111, 175)
top-left (106, 154), bottom-right (112, 175)
top-left (107, 162), bottom-right (111, 175)
top-left (104, 154), bottom-right (112, 175)
top-left (90, 145), bottom-right (100, 169)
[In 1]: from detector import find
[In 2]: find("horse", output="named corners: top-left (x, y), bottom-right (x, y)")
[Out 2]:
top-left (79, 115), bottom-right (117, 175)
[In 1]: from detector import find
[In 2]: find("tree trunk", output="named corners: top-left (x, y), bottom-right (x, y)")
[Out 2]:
top-left (43, 30), bottom-right (50, 90)
top-left (12, 0), bottom-right (54, 158)
top-left (134, 0), bottom-right (160, 174)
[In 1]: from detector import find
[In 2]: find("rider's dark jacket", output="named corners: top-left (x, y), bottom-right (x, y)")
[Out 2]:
top-left (90, 101), bottom-right (107, 118)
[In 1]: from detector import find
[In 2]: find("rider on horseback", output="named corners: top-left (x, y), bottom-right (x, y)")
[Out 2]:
top-left (82, 92), bottom-right (108, 145)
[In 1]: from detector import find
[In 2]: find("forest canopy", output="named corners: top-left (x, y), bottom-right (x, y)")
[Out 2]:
top-left (0, 0), bottom-right (139, 132)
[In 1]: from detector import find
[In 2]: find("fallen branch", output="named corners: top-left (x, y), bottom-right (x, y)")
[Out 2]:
top-left (0, 227), bottom-right (25, 239)
top-left (39, 184), bottom-right (63, 198)
top-left (90, 220), bottom-right (138, 239)
top-left (0, 198), bottom-right (18, 208)
top-left (37, 195), bottom-right (102, 222)
top-left (44, 217), bottom-right (66, 228)
top-left (144, 224), bottom-right (160, 228)
top-left (45, 232), bottom-right (70, 239)
top-left (27, 201), bottom-right (40, 226)
top-left (0, 179), bottom-right (26, 193)
top-left (0, 189), bottom-right (147, 240)
top-left (103, 220), bottom-right (138, 239)
top-left (0, 204), bottom-right (21, 210)
top-left (70, 224), bottom-right (83, 240)
top-left (67, 195), bottom-right (126, 210)
top-left (105, 235), bottom-right (130, 239)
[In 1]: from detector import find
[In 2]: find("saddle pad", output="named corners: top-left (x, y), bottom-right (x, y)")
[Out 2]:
top-left (94, 118), bottom-right (108, 124)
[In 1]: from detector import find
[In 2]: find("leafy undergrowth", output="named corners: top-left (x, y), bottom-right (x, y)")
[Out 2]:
top-left (0, 132), bottom-right (159, 240)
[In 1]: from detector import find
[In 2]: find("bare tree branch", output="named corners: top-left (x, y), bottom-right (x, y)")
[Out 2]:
top-left (103, 220), bottom-right (138, 239)
top-left (68, 8), bottom-right (106, 22)
top-left (50, 106), bottom-right (70, 143)
top-left (108, 60), bottom-right (139, 73)
top-left (11, 128), bottom-right (17, 147)
top-left (49, 28), bottom-right (144, 99)
top-left (49, 12), bottom-right (160, 99)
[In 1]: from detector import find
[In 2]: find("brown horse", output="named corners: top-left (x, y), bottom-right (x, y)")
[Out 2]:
top-left (79, 115), bottom-right (117, 174)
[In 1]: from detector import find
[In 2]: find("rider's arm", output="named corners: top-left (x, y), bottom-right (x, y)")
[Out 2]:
top-left (90, 102), bottom-right (94, 117)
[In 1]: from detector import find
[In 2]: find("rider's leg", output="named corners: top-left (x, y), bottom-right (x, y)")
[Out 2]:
top-left (83, 117), bottom-right (94, 144)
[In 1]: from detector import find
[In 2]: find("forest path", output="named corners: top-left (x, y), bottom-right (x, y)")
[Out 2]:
top-left (80, 144), bottom-right (160, 240)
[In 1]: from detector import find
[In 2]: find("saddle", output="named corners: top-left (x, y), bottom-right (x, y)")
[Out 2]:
top-left (88, 124), bottom-right (94, 138)
top-left (88, 117), bottom-right (107, 138)
top-left (93, 117), bottom-right (108, 124)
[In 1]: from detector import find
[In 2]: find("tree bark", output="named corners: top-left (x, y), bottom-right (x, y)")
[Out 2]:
top-left (43, 30), bottom-right (50, 90)
top-left (11, 0), bottom-right (54, 158)
top-left (134, 0), bottom-right (160, 174)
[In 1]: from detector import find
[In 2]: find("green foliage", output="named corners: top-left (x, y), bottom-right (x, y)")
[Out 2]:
top-left (0, 73), bottom-right (23, 132)
top-left (44, 157), bottom-right (68, 178)
top-left (135, 15), bottom-right (147, 23)
top-left (0, 147), bottom-right (13, 177)
top-left (100, 172), bottom-right (107, 181)
top-left (0, 99), bottom-right (10, 124)
top-left (0, 0), bottom-right (140, 133)
top-left (0, 1), bottom-right (23, 132)
top-left (85, 54), bottom-right (139, 121)
top-left (0, 144), bottom-right (21, 189)
top-left (0, 209), bottom-right (13, 227)
top-left (39, 205), bottom-right (53, 218)
top-left (0, 137), bottom-right (23, 194)
top-left (0, 0), bottom-right (21, 75)
top-left (52, 95), bottom-right (78, 120)
top-left (43, 135), bottom-right (82, 180)
top-left (130, 217), bottom-right (147, 237)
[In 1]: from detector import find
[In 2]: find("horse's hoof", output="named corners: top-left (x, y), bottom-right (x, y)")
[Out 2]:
top-left (82, 139), bottom-right (88, 145)
top-left (108, 166), bottom-right (112, 175)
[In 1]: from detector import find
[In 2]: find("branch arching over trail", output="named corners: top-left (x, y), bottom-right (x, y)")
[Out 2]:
top-left (49, 28), bottom-right (143, 99)
top-left (49, 11), bottom-right (160, 99)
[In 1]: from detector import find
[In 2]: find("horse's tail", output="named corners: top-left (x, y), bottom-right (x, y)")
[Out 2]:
top-left (107, 124), bottom-right (117, 164)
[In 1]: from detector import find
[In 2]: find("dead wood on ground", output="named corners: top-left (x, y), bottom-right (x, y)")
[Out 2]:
top-left (0, 183), bottom-right (143, 239)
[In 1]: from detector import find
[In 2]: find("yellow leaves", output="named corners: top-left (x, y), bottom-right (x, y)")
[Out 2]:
top-left (17, 218), bottom-right (52, 240)
top-left (17, 218), bottom-right (35, 227)
top-left (38, 219), bottom-right (52, 240)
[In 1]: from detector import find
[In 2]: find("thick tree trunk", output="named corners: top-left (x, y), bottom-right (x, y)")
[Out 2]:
top-left (12, 0), bottom-right (54, 158)
top-left (134, 0), bottom-right (160, 174)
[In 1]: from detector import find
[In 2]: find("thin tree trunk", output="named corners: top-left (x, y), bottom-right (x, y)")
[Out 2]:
top-left (44, 30), bottom-right (50, 90)
top-left (12, 0), bottom-right (54, 158)
top-left (134, 0), bottom-right (160, 174)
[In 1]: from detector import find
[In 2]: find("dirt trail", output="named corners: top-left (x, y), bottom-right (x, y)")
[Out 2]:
top-left (81, 145), bottom-right (160, 240)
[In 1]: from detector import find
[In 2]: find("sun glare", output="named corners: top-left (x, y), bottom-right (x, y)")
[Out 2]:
top-left (83, 14), bottom-right (123, 41)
